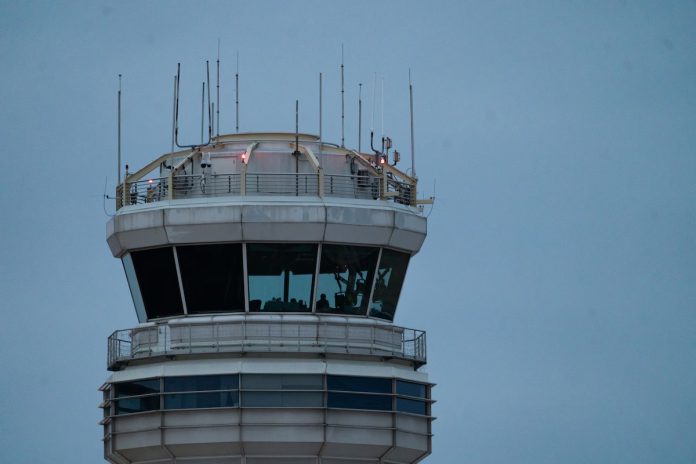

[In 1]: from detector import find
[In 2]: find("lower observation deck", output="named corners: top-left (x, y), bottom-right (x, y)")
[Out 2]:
top-left (108, 315), bottom-right (427, 371)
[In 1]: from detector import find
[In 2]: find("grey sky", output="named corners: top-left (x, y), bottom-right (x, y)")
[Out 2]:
top-left (1, 1), bottom-right (695, 462)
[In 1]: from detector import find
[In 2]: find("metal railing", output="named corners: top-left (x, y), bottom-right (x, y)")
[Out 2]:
top-left (107, 319), bottom-right (427, 370)
top-left (117, 178), bottom-right (169, 209)
top-left (245, 172), bottom-right (319, 196)
top-left (116, 172), bottom-right (418, 210)
top-left (325, 174), bottom-right (380, 200)
top-left (171, 173), bottom-right (241, 198)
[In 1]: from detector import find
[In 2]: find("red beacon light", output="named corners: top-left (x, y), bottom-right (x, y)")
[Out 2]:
top-left (379, 156), bottom-right (386, 165)
top-left (241, 152), bottom-right (247, 163)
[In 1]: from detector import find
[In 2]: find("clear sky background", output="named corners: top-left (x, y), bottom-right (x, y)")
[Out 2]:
top-left (1, 1), bottom-right (695, 463)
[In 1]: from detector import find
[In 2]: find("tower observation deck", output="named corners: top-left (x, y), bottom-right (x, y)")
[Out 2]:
top-left (101, 131), bottom-right (433, 464)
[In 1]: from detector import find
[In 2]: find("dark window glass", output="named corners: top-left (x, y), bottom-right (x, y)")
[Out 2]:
top-left (164, 391), bottom-right (239, 409)
top-left (395, 380), bottom-right (427, 398)
top-left (177, 244), bottom-right (244, 313)
top-left (242, 391), bottom-right (323, 407)
top-left (327, 375), bottom-right (391, 393)
top-left (327, 392), bottom-right (391, 411)
top-left (396, 398), bottom-right (428, 415)
top-left (241, 374), bottom-right (323, 390)
top-left (317, 245), bottom-right (379, 315)
top-left (114, 379), bottom-right (160, 398)
top-left (247, 244), bottom-right (317, 312)
top-left (131, 247), bottom-right (184, 319)
top-left (369, 249), bottom-right (410, 321)
top-left (115, 396), bottom-right (160, 414)
top-left (164, 375), bottom-right (239, 392)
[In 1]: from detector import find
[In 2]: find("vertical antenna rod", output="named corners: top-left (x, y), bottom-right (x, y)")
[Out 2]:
top-left (216, 40), bottom-right (221, 138)
top-left (207, 60), bottom-right (212, 141)
top-left (235, 52), bottom-right (239, 133)
top-left (175, 64), bottom-right (180, 146)
top-left (201, 82), bottom-right (205, 144)
top-left (409, 70), bottom-right (416, 178)
top-left (171, 75), bottom-right (176, 153)
top-left (358, 83), bottom-right (362, 152)
top-left (340, 44), bottom-right (345, 148)
top-left (117, 74), bottom-right (122, 184)
top-left (319, 72), bottom-right (323, 158)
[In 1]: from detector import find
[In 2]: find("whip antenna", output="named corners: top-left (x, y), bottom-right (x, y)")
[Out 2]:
top-left (340, 44), bottom-right (345, 148)
top-left (319, 72), bottom-right (323, 158)
top-left (171, 75), bottom-right (176, 153)
top-left (358, 83), bottom-right (362, 152)
top-left (409, 69), bottom-right (416, 178)
top-left (117, 74), bottom-right (122, 184)
top-left (201, 81), bottom-right (205, 144)
top-left (216, 40), bottom-right (221, 138)
top-left (207, 60), bottom-right (212, 141)
top-left (235, 52), bottom-right (239, 133)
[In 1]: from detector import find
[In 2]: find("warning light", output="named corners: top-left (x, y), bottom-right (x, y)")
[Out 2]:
top-left (148, 179), bottom-right (154, 184)
top-left (241, 152), bottom-right (247, 163)
top-left (379, 156), bottom-right (386, 165)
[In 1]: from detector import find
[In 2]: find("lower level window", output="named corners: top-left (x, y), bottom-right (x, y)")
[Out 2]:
top-left (111, 374), bottom-right (429, 416)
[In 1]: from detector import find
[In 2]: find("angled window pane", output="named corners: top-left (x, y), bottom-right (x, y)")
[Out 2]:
top-left (114, 379), bottom-right (160, 398)
top-left (122, 253), bottom-right (147, 322)
top-left (164, 375), bottom-right (239, 392)
top-left (327, 376), bottom-right (391, 393)
top-left (164, 391), bottom-right (239, 409)
top-left (242, 391), bottom-right (323, 407)
top-left (242, 374), bottom-right (323, 390)
top-left (369, 249), bottom-right (410, 321)
top-left (177, 244), bottom-right (244, 313)
top-left (131, 247), bottom-right (183, 319)
top-left (247, 244), bottom-right (316, 312)
top-left (395, 380), bottom-right (427, 399)
top-left (327, 392), bottom-right (391, 411)
top-left (115, 396), bottom-right (160, 414)
top-left (317, 245), bottom-right (379, 315)
top-left (396, 398), bottom-right (428, 415)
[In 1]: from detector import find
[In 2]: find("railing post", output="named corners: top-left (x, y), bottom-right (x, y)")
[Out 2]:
top-left (318, 168), bottom-right (324, 198)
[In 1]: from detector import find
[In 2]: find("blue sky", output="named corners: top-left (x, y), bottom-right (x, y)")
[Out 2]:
top-left (1, 1), bottom-right (695, 462)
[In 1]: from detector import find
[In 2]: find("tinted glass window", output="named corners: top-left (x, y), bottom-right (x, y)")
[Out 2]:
top-left (115, 396), bottom-right (160, 414)
top-left (131, 247), bottom-right (184, 319)
top-left (247, 244), bottom-right (317, 312)
top-left (369, 249), bottom-right (410, 321)
top-left (114, 379), bottom-right (160, 397)
top-left (396, 398), bottom-right (428, 415)
top-left (177, 245), bottom-right (244, 313)
top-left (242, 374), bottom-right (323, 390)
top-left (164, 375), bottom-right (238, 392)
top-left (327, 392), bottom-right (391, 411)
top-left (327, 375), bottom-right (391, 393)
top-left (164, 391), bottom-right (239, 409)
top-left (316, 245), bottom-right (379, 315)
top-left (242, 391), bottom-right (323, 407)
top-left (395, 380), bottom-right (427, 398)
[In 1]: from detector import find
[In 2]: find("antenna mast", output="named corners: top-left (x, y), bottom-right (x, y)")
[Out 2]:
top-left (358, 83), bottom-right (362, 152)
top-left (409, 70), bottom-right (416, 178)
top-left (319, 72), bottom-right (323, 158)
top-left (235, 52), bottom-right (239, 133)
top-left (117, 74), bottom-right (122, 184)
top-left (201, 82), bottom-right (205, 144)
top-left (340, 44), bottom-right (345, 148)
top-left (171, 75), bottom-right (176, 153)
top-left (216, 40), bottom-right (220, 138)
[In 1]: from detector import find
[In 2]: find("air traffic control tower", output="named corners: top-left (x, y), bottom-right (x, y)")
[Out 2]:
top-left (101, 131), bottom-right (433, 464)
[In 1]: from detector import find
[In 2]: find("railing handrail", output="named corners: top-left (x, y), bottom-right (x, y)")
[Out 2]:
top-left (107, 318), bottom-right (426, 370)
top-left (117, 171), bottom-right (417, 210)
